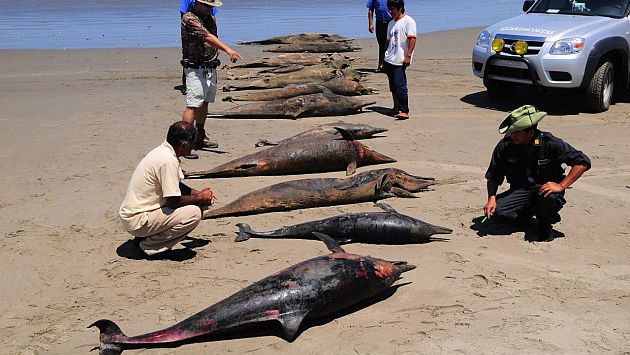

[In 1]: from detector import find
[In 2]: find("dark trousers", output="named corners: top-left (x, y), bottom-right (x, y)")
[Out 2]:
top-left (383, 62), bottom-right (409, 113)
top-left (375, 20), bottom-right (389, 68)
top-left (495, 185), bottom-right (566, 225)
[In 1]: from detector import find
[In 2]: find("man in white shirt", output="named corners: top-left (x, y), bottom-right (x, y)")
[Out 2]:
top-left (119, 122), bottom-right (216, 257)
top-left (383, 0), bottom-right (417, 120)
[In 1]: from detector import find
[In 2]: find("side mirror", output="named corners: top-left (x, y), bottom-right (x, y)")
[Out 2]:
top-left (523, 0), bottom-right (535, 12)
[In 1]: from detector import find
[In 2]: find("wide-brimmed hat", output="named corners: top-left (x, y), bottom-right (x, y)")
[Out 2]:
top-left (498, 105), bottom-right (547, 134)
top-left (196, 0), bottom-right (222, 7)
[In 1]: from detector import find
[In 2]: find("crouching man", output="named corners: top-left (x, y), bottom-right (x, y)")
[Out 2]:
top-left (119, 121), bottom-right (216, 256)
top-left (483, 105), bottom-right (591, 241)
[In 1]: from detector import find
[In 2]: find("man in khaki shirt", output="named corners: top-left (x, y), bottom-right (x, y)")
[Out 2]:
top-left (119, 121), bottom-right (216, 256)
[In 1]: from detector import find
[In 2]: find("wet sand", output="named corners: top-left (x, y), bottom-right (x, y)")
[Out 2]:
top-left (1, 27), bottom-right (629, 353)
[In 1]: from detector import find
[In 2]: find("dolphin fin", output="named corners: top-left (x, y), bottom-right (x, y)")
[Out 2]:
top-left (375, 202), bottom-right (397, 213)
top-left (333, 127), bottom-right (356, 141)
top-left (390, 187), bottom-right (419, 198)
top-left (255, 139), bottom-right (279, 147)
top-left (312, 232), bottom-right (346, 253)
top-left (235, 223), bottom-right (253, 242)
top-left (346, 160), bottom-right (357, 176)
top-left (278, 311), bottom-right (308, 340)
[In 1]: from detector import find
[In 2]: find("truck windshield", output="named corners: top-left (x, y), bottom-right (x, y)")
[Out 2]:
top-left (529, 0), bottom-right (630, 18)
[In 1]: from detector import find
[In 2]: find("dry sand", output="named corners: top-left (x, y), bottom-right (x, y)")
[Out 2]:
top-left (1, 27), bottom-right (629, 354)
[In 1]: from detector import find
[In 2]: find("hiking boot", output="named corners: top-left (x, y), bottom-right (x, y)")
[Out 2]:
top-left (537, 222), bottom-right (556, 242)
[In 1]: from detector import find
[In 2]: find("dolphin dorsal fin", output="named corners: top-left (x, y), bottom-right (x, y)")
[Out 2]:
top-left (375, 202), bottom-right (397, 213)
top-left (334, 127), bottom-right (356, 141)
top-left (279, 310), bottom-right (308, 341)
top-left (312, 232), bottom-right (346, 253)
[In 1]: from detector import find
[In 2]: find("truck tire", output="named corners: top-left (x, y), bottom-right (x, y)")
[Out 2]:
top-left (584, 61), bottom-right (614, 113)
top-left (485, 79), bottom-right (513, 99)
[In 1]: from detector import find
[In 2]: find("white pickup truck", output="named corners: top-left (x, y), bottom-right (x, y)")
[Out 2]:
top-left (472, 0), bottom-right (630, 112)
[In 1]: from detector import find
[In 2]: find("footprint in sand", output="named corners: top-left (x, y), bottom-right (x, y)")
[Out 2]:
top-left (445, 251), bottom-right (468, 264)
top-left (431, 304), bottom-right (464, 317)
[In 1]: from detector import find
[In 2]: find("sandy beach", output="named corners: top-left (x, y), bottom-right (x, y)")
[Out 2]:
top-left (1, 27), bottom-right (629, 354)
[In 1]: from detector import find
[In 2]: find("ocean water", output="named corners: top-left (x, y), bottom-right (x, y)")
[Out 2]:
top-left (0, 0), bottom-right (524, 49)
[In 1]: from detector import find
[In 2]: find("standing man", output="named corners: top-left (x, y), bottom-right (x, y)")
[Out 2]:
top-left (483, 105), bottom-right (591, 241)
top-left (119, 122), bottom-right (216, 257)
top-left (181, 0), bottom-right (241, 159)
top-left (383, 0), bottom-right (416, 120)
top-left (366, 0), bottom-right (393, 73)
top-left (179, 0), bottom-right (218, 94)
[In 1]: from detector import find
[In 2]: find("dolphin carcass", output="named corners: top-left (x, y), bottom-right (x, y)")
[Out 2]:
top-left (184, 128), bottom-right (394, 178)
top-left (222, 78), bottom-right (375, 102)
top-left (209, 93), bottom-right (375, 119)
top-left (222, 67), bottom-right (362, 91)
top-left (200, 168), bottom-right (435, 219)
top-left (90, 233), bottom-right (415, 354)
top-left (239, 33), bottom-right (353, 45)
top-left (254, 121), bottom-right (387, 147)
top-left (236, 203), bottom-right (453, 244)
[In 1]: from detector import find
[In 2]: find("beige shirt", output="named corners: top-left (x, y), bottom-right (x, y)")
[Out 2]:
top-left (119, 141), bottom-right (184, 231)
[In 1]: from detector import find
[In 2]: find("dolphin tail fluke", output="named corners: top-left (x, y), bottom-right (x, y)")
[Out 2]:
top-left (89, 319), bottom-right (126, 355)
top-left (235, 223), bottom-right (253, 242)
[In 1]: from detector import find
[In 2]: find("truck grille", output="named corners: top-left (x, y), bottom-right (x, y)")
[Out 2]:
top-left (494, 34), bottom-right (545, 56)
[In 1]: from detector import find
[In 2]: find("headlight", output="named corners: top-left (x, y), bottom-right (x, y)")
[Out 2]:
top-left (476, 31), bottom-right (491, 48)
top-left (550, 38), bottom-right (585, 55)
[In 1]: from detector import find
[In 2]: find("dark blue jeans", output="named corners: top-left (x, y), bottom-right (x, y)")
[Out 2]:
top-left (495, 185), bottom-right (566, 225)
top-left (375, 20), bottom-right (390, 68)
top-left (383, 62), bottom-right (409, 113)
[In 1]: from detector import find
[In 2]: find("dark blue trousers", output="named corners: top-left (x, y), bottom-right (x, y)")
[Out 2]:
top-left (383, 62), bottom-right (409, 113)
top-left (375, 21), bottom-right (389, 68)
top-left (495, 185), bottom-right (566, 225)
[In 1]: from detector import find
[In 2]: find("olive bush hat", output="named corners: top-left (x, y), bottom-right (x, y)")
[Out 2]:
top-left (196, 0), bottom-right (222, 7)
top-left (498, 105), bottom-right (547, 134)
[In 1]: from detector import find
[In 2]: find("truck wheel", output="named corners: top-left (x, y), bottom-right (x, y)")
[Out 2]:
top-left (584, 61), bottom-right (614, 113)
top-left (485, 80), bottom-right (513, 99)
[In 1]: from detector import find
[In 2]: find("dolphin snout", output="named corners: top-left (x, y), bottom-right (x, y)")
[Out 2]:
top-left (390, 261), bottom-right (417, 273)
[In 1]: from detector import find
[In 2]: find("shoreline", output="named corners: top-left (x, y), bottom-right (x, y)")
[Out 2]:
top-left (0, 26), bottom-right (485, 52)
top-left (1, 26), bottom-right (629, 353)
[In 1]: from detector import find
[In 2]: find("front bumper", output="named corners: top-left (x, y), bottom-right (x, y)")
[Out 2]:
top-left (472, 44), bottom-right (589, 89)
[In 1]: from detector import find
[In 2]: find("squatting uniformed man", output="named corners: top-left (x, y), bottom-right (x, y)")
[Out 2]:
top-left (483, 105), bottom-right (591, 240)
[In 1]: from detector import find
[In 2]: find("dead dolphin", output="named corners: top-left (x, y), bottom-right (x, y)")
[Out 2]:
top-left (235, 202), bottom-right (453, 244)
top-left (224, 53), bottom-right (343, 69)
top-left (239, 33), bottom-right (353, 45)
top-left (255, 121), bottom-right (387, 147)
top-left (89, 233), bottom-right (415, 355)
top-left (264, 42), bottom-right (360, 53)
top-left (222, 78), bottom-right (374, 102)
top-left (200, 168), bottom-right (435, 219)
top-left (184, 127), bottom-right (394, 178)
top-left (223, 67), bottom-right (362, 91)
top-left (209, 93), bottom-right (375, 119)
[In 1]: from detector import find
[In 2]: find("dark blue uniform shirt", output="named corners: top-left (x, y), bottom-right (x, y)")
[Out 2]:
top-left (485, 130), bottom-right (591, 188)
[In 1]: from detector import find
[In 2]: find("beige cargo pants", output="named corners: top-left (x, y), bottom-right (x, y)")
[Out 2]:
top-left (130, 205), bottom-right (201, 255)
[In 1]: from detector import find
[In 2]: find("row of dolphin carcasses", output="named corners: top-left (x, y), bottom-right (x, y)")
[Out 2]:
top-left (89, 34), bottom-right (452, 354)
top-left (213, 33), bottom-right (377, 119)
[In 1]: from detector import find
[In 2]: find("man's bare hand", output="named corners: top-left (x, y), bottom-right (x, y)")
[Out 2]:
top-left (369, 24), bottom-right (375, 33)
top-left (199, 188), bottom-right (217, 205)
top-left (483, 196), bottom-right (496, 217)
top-left (539, 182), bottom-right (564, 197)
top-left (226, 49), bottom-right (242, 63)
